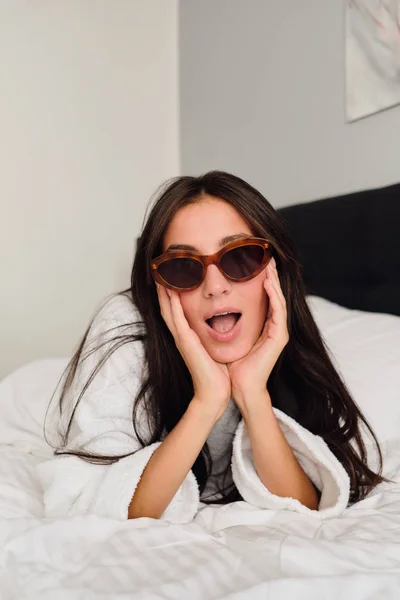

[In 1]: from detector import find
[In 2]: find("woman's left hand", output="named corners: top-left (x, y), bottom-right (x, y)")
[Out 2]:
top-left (228, 257), bottom-right (289, 414)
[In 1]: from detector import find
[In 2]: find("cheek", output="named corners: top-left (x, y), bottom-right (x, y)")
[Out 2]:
top-left (246, 274), bottom-right (268, 315)
top-left (241, 278), bottom-right (269, 340)
top-left (179, 293), bottom-right (200, 329)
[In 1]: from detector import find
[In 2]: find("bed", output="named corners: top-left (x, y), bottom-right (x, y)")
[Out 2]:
top-left (1, 182), bottom-right (400, 599)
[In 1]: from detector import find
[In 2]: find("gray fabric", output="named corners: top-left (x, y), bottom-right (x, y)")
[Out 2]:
top-left (201, 397), bottom-right (241, 501)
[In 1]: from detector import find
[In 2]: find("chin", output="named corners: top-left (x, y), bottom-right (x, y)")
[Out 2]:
top-left (205, 338), bottom-right (253, 364)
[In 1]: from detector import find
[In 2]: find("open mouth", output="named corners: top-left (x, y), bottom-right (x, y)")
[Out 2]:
top-left (205, 312), bottom-right (242, 334)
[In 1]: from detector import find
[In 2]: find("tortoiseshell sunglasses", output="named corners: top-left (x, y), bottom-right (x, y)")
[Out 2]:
top-left (151, 237), bottom-right (273, 292)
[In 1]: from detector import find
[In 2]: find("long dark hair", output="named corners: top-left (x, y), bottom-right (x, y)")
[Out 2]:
top-left (47, 170), bottom-right (385, 504)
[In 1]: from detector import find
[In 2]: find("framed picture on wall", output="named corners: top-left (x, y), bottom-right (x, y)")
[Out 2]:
top-left (345, 0), bottom-right (400, 122)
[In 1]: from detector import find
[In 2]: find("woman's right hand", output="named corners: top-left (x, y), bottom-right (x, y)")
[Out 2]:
top-left (156, 284), bottom-right (231, 422)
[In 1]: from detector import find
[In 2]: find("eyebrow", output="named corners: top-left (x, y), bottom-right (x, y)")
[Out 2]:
top-left (165, 233), bottom-right (252, 252)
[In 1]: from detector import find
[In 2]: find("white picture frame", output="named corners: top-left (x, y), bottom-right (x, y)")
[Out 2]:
top-left (346, 0), bottom-right (400, 122)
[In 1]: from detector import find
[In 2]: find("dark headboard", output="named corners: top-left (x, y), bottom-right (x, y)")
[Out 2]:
top-left (277, 182), bottom-right (400, 316)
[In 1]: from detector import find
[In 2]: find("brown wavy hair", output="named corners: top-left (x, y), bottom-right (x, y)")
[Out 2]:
top-left (46, 170), bottom-right (386, 504)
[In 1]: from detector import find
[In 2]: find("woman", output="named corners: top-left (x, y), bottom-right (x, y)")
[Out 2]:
top-left (38, 170), bottom-right (384, 523)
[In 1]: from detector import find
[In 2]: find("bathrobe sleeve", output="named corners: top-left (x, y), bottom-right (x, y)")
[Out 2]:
top-left (231, 407), bottom-right (350, 519)
top-left (36, 294), bottom-right (199, 523)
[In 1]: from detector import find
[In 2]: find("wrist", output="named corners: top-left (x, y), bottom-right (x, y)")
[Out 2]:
top-left (188, 396), bottom-right (223, 427)
top-left (236, 390), bottom-right (273, 423)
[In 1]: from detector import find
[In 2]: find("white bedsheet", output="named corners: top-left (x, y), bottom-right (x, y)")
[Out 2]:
top-left (1, 441), bottom-right (400, 599)
top-left (2, 296), bottom-right (400, 599)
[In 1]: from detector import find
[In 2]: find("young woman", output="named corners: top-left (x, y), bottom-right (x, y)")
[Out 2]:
top-left (38, 170), bottom-right (384, 523)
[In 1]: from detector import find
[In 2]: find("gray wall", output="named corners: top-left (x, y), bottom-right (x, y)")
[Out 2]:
top-left (179, 0), bottom-right (400, 208)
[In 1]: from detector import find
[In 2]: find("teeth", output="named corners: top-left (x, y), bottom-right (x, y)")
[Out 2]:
top-left (206, 311), bottom-right (241, 321)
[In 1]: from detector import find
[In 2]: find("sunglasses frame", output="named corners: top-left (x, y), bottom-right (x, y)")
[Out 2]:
top-left (151, 237), bottom-right (273, 292)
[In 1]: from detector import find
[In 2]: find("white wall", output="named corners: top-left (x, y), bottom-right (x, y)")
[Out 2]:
top-left (0, 0), bottom-right (179, 378)
top-left (180, 0), bottom-right (400, 208)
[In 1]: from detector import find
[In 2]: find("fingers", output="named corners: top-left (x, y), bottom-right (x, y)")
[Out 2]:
top-left (263, 258), bottom-right (288, 338)
top-left (268, 257), bottom-right (286, 306)
top-left (265, 258), bottom-right (286, 313)
top-left (263, 278), bottom-right (284, 323)
top-left (155, 283), bottom-right (177, 338)
top-left (167, 287), bottom-right (192, 340)
top-left (156, 284), bottom-right (191, 343)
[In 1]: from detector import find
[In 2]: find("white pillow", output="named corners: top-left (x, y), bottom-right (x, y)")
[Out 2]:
top-left (307, 296), bottom-right (400, 444)
top-left (0, 358), bottom-right (69, 454)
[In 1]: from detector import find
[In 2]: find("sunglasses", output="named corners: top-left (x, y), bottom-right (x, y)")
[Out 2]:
top-left (151, 237), bottom-right (273, 292)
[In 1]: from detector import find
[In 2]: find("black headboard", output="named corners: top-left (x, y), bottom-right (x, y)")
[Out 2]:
top-left (277, 182), bottom-right (400, 316)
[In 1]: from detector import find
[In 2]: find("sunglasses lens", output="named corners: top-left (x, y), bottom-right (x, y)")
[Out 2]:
top-left (158, 257), bottom-right (203, 289)
top-left (220, 245), bottom-right (265, 280)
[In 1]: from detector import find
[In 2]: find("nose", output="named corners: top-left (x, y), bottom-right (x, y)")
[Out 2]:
top-left (202, 264), bottom-right (231, 298)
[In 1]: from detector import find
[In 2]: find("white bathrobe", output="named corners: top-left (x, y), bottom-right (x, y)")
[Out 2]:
top-left (36, 294), bottom-right (350, 524)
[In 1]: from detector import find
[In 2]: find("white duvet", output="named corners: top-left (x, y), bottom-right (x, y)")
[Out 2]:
top-left (1, 297), bottom-right (400, 599)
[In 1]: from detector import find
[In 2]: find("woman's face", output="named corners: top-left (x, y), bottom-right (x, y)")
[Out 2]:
top-left (162, 196), bottom-right (269, 364)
